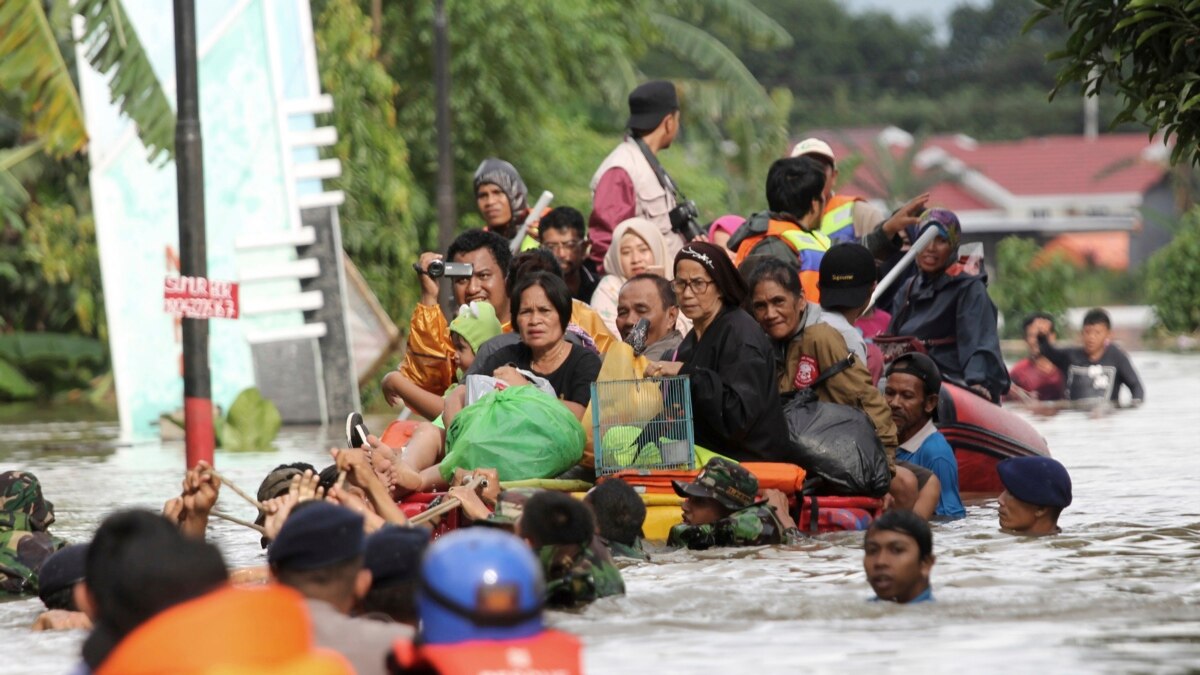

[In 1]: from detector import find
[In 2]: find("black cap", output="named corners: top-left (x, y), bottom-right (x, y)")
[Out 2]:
top-left (818, 243), bottom-right (876, 309)
top-left (997, 457), bottom-right (1072, 509)
top-left (364, 526), bottom-right (430, 589)
top-left (268, 502), bottom-right (365, 571)
top-left (627, 80), bottom-right (679, 130)
top-left (37, 543), bottom-right (88, 601)
top-left (885, 352), bottom-right (943, 397)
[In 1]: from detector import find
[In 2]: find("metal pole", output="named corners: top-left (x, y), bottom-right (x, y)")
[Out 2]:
top-left (174, 0), bottom-right (214, 467)
top-left (433, 0), bottom-right (456, 311)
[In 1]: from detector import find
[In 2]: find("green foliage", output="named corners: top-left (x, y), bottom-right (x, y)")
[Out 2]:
top-left (1030, 0), bottom-right (1200, 165)
top-left (314, 0), bottom-right (427, 322)
top-left (1146, 207), bottom-right (1200, 332)
top-left (214, 388), bottom-right (282, 452)
top-left (991, 236), bottom-right (1073, 338)
top-left (0, 331), bottom-right (107, 400)
top-left (0, 358), bottom-right (38, 400)
top-left (0, 0), bottom-right (87, 156)
top-left (74, 0), bottom-right (176, 164)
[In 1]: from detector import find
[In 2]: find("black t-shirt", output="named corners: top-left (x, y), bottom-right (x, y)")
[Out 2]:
top-left (474, 342), bottom-right (602, 407)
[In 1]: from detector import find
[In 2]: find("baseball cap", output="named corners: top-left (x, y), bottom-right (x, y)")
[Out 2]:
top-left (818, 243), bottom-right (876, 309)
top-left (997, 457), bottom-right (1072, 509)
top-left (672, 457), bottom-right (759, 511)
top-left (627, 81), bottom-right (679, 130)
top-left (885, 352), bottom-right (944, 397)
top-left (789, 138), bottom-right (836, 165)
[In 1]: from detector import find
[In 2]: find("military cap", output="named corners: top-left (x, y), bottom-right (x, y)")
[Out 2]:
top-left (672, 457), bottom-right (759, 511)
top-left (997, 456), bottom-right (1072, 509)
top-left (268, 502), bottom-right (364, 571)
top-left (364, 526), bottom-right (429, 589)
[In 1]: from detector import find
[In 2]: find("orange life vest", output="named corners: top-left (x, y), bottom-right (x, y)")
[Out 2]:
top-left (732, 219), bottom-right (831, 303)
top-left (97, 585), bottom-right (352, 675)
top-left (391, 630), bottom-right (582, 675)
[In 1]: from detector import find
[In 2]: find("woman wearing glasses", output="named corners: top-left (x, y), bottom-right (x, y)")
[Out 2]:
top-left (647, 242), bottom-right (798, 463)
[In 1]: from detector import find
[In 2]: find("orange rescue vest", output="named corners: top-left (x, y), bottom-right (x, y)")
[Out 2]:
top-left (391, 630), bottom-right (582, 675)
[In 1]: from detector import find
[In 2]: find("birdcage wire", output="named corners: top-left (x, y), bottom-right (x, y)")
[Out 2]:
top-left (591, 376), bottom-right (695, 476)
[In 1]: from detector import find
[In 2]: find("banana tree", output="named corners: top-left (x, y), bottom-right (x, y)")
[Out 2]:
top-left (0, 0), bottom-right (173, 162)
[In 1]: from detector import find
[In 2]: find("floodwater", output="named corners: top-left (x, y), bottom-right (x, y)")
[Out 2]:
top-left (2, 352), bottom-right (1199, 674)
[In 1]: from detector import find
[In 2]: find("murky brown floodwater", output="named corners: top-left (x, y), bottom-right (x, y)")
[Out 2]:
top-left (2, 352), bottom-right (1199, 674)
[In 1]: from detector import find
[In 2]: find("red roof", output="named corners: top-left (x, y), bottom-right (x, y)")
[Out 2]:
top-left (922, 134), bottom-right (1166, 197)
top-left (793, 129), bottom-right (1168, 209)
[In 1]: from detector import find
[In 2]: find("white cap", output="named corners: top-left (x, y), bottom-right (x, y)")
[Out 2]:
top-left (789, 138), bottom-right (836, 165)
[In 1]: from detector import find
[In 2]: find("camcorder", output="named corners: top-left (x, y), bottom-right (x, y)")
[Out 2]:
top-left (412, 260), bottom-right (474, 279)
top-left (669, 199), bottom-right (706, 241)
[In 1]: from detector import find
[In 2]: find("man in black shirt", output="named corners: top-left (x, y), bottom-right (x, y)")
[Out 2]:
top-left (1037, 308), bottom-right (1144, 405)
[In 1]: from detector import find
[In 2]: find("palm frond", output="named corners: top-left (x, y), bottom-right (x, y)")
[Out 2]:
top-left (75, 0), bottom-right (175, 164)
top-left (0, 0), bottom-right (88, 156)
top-left (648, 13), bottom-right (773, 112)
top-left (666, 0), bottom-right (792, 48)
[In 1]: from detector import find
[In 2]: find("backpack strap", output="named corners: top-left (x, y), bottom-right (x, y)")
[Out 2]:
top-left (807, 353), bottom-right (856, 390)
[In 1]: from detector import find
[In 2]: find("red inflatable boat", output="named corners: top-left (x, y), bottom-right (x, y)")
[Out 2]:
top-left (938, 382), bottom-right (1050, 496)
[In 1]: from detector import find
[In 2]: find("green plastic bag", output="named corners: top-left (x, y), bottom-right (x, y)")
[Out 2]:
top-left (442, 386), bottom-right (585, 482)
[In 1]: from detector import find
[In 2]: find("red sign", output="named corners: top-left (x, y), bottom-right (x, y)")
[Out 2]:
top-left (163, 276), bottom-right (240, 319)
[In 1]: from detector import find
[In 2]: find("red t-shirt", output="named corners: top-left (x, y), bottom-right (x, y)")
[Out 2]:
top-left (1008, 357), bottom-right (1065, 401)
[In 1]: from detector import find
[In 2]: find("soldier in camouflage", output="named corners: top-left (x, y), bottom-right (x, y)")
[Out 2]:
top-left (481, 489), bottom-right (626, 608)
top-left (668, 457), bottom-right (802, 549)
top-left (0, 471), bottom-right (66, 595)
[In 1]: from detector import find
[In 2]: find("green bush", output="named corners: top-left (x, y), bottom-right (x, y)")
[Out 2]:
top-left (1146, 208), bottom-right (1200, 334)
top-left (990, 236), bottom-right (1073, 338)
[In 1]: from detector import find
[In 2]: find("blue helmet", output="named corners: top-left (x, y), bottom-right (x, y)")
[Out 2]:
top-left (418, 528), bottom-right (545, 644)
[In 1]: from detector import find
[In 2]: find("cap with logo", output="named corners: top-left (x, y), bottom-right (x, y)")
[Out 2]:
top-left (789, 138), bottom-right (836, 166)
top-left (818, 243), bottom-right (877, 309)
top-left (672, 457), bottom-right (759, 511)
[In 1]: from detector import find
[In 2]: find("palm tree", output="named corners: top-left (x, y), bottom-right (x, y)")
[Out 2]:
top-left (0, 0), bottom-right (173, 162)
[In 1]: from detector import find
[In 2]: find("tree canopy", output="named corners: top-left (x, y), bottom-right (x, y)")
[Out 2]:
top-left (1030, 0), bottom-right (1200, 165)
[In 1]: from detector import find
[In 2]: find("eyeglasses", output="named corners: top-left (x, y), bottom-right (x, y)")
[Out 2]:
top-left (671, 278), bottom-right (712, 295)
top-left (541, 241), bottom-right (584, 253)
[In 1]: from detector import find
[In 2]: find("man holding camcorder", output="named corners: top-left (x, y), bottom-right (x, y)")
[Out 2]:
top-left (587, 81), bottom-right (702, 274)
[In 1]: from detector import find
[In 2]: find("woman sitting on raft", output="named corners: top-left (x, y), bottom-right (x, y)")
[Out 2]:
top-left (590, 217), bottom-right (670, 337)
top-left (646, 241), bottom-right (800, 463)
top-left (746, 257), bottom-right (925, 512)
top-left (882, 209), bottom-right (1009, 402)
top-left (383, 272), bottom-right (601, 493)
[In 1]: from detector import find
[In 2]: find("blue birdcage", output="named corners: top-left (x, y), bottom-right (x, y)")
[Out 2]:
top-left (591, 376), bottom-right (695, 477)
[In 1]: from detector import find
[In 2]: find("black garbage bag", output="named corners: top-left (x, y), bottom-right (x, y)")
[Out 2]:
top-left (782, 392), bottom-right (891, 498)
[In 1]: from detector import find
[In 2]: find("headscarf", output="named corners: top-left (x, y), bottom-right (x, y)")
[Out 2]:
top-left (916, 208), bottom-right (961, 267)
top-left (0, 471), bottom-right (55, 532)
top-left (472, 158), bottom-right (529, 217)
top-left (674, 241), bottom-right (748, 308)
top-left (604, 217), bottom-right (670, 282)
top-left (707, 214), bottom-right (745, 241)
top-left (449, 301), bottom-right (503, 353)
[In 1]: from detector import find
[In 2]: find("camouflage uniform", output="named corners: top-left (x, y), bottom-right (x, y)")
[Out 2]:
top-left (667, 504), bottom-right (802, 549)
top-left (601, 536), bottom-right (648, 562)
top-left (0, 471), bottom-right (65, 595)
top-left (669, 456), bottom-right (803, 550)
top-left (540, 535), bottom-right (626, 608)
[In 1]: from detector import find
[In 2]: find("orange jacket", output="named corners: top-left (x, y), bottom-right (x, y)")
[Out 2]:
top-left (97, 585), bottom-right (352, 675)
top-left (391, 630), bottom-right (582, 675)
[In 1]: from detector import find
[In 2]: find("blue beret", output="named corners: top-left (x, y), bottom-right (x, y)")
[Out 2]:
top-left (364, 526), bottom-right (430, 589)
top-left (997, 456), bottom-right (1072, 509)
top-left (268, 502), bottom-right (364, 571)
top-left (37, 543), bottom-right (88, 600)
